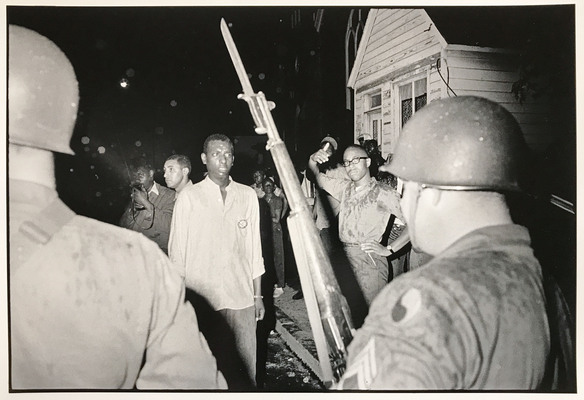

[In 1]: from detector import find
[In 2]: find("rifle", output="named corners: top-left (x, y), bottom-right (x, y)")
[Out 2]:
top-left (220, 18), bottom-right (354, 386)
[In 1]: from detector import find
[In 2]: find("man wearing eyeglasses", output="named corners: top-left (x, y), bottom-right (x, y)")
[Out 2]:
top-left (308, 144), bottom-right (410, 326)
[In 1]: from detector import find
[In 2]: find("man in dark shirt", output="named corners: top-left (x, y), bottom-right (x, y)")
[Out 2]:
top-left (120, 158), bottom-right (175, 254)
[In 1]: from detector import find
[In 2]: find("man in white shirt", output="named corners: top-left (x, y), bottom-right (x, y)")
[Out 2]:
top-left (169, 134), bottom-right (265, 389)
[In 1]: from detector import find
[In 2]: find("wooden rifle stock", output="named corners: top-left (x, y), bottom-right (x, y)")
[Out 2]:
top-left (247, 91), bottom-right (354, 385)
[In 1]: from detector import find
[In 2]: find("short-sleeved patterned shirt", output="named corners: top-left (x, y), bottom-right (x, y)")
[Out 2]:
top-left (316, 174), bottom-right (403, 244)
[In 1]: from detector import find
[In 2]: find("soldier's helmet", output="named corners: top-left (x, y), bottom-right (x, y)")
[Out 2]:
top-left (385, 96), bottom-right (528, 192)
top-left (9, 25), bottom-right (78, 155)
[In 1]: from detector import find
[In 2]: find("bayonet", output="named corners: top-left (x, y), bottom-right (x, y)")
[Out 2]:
top-left (220, 18), bottom-right (254, 97)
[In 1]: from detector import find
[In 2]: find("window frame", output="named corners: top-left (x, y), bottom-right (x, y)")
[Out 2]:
top-left (364, 88), bottom-right (383, 148)
top-left (394, 71), bottom-right (429, 130)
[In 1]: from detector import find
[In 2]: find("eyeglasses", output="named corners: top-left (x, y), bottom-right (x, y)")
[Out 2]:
top-left (342, 157), bottom-right (368, 167)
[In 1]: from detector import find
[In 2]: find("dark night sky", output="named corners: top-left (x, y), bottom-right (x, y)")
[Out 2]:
top-left (7, 5), bottom-right (576, 225)
top-left (8, 6), bottom-right (352, 223)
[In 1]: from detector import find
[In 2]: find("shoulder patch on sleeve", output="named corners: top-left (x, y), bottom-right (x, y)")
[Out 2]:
top-left (391, 288), bottom-right (422, 324)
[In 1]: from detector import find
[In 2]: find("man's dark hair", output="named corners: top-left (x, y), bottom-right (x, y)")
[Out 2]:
top-left (166, 154), bottom-right (192, 176)
top-left (203, 134), bottom-right (233, 154)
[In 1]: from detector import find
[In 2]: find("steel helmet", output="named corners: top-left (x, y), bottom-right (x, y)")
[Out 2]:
top-left (386, 96), bottom-right (528, 192)
top-left (9, 25), bottom-right (78, 155)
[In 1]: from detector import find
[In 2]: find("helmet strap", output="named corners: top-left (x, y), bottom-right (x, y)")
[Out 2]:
top-left (408, 183), bottom-right (426, 254)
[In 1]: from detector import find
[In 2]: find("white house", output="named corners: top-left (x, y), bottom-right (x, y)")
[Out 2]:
top-left (348, 8), bottom-right (555, 158)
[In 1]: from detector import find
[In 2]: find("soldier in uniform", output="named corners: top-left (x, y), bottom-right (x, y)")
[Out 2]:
top-left (336, 96), bottom-right (570, 389)
top-left (8, 24), bottom-right (226, 390)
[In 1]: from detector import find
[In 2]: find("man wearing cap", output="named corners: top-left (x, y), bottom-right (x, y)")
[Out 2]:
top-left (8, 24), bottom-right (226, 390)
top-left (336, 96), bottom-right (562, 389)
top-left (308, 141), bottom-right (410, 326)
top-left (357, 132), bottom-right (372, 147)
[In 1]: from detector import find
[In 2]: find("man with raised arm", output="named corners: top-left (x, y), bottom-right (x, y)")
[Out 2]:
top-left (308, 142), bottom-right (410, 326)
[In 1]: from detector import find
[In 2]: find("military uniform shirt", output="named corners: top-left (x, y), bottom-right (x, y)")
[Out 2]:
top-left (336, 224), bottom-right (550, 390)
top-left (9, 179), bottom-right (226, 389)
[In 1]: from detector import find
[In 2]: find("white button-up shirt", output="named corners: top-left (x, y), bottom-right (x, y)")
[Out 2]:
top-left (169, 176), bottom-right (265, 311)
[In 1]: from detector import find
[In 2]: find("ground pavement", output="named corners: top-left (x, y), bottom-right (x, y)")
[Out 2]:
top-left (273, 285), bottom-right (327, 384)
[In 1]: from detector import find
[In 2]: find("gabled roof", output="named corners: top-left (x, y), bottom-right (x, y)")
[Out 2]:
top-left (348, 6), bottom-right (573, 88)
top-left (348, 8), bottom-right (445, 88)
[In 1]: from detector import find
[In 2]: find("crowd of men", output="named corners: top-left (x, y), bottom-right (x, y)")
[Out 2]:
top-left (8, 24), bottom-right (574, 392)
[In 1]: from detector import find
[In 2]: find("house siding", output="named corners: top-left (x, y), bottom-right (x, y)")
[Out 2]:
top-left (354, 9), bottom-right (443, 89)
top-left (352, 8), bottom-right (554, 157)
top-left (443, 46), bottom-right (553, 154)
